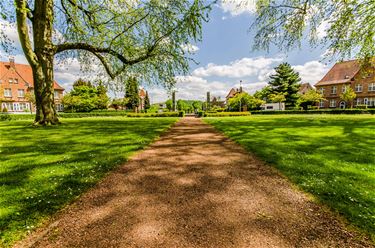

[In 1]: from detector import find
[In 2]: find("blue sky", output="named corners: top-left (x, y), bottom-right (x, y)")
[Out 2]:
top-left (0, 1), bottom-right (334, 103)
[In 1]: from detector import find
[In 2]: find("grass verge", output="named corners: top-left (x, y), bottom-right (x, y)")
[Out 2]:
top-left (205, 115), bottom-right (375, 240)
top-left (0, 117), bottom-right (178, 247)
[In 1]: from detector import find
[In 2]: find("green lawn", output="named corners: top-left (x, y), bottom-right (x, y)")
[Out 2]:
top-left (0, 117), bottom-right (177, 247)
top-left (205, 115), bottom-right (375, 239)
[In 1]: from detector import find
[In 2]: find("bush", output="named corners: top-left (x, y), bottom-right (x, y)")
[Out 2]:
top-left (251, 109), bottom-right (375, 115)
top-left (2, 107), bottom-right (8, 113)
top-left (205, 112), bottom-right (251, 117)
top-left (197, 111), bottom-right (205, 117)
top-left (178, 111), bottom-right (185, 117)
top-left (0, 114), bottom-right (11, 121)
top-left (127, 112), bottom-right (179, 117)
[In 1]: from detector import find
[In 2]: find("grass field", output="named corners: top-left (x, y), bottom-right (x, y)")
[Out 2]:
top-left (0, 117), bottom-right (177, 247)
top-left (205, 115), bottom-right (375, 239)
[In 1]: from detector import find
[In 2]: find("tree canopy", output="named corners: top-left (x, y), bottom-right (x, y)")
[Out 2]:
top-left (227, 92), bottom-right (264, 111)
top-left (0, 0), bottom-right (212, 124)
top-left (251, 0), bottom-right (375, 60)
top-left (125, 77), bottom-right (140, 111)
top-left (268, 63), bottom-right (301, 107)
top-left (62, 79), bottom-right (109, 112)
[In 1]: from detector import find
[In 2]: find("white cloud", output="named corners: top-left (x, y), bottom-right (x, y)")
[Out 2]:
top-left (192, 56), bottom-right (283, 78)
top-left (219, 0), bottom-right (256, 16)
top-left (292, 60), bottom-right (328, 84)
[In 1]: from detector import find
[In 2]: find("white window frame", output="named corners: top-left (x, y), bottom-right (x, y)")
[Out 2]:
top-left (4, 88), bottom-right (12, 97)
top-left (331, 86), bottom-right (337, 95)
top-left (320, 87), bottom-right (325, 95)
top-left (319, 100), bottom-right (325, 108)
top-left (13, 103), bottom-right (20, 111)
top-left (330, 99), bottom-right (336, 107)
top-left (355, 84), bottom-right (363, 92)
top-left (18, 89), bottom-right (25, 97)
top-left (364, 98), bottom-right (369, 106)
top-left (368, 83), bottom-right (375, 92)
top-left (342, 85), bottom-right (347, 93)
top-left (54, 91), bottom-right (59, 99)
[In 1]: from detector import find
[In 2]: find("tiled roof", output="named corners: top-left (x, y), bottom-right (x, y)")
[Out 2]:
top-left (298, 83), bottom-right (313, 94)
top-left (139, 88), bottom-right (146, 98)
top-left (0, 61), bottom-right (64, 90)
top-left (315, 60), bottom-right (360, 86)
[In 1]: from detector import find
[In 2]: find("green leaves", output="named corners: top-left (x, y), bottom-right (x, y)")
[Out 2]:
top-left (252, 0), bottom-right (375, 60)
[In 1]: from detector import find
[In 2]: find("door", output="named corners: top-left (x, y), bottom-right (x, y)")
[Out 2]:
top-left (339, 101), bottom-right (346, 109)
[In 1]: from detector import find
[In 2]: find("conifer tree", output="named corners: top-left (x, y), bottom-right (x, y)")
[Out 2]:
top-left (144, 91), bottom-right (151, 110)
top-left (268, 63), bottom-right (301, 107)
top-left (125, 77), bottom-right (140, 111)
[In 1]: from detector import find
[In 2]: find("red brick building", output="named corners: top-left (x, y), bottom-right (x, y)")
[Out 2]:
top-left (136, 88), bottom-right (147, 112)
top-left (0, 58), bottom-right (64, 112)
top-left (298, 83), bottom-right (314, 95)
top-left (315, 59), bottom-right (375, 109)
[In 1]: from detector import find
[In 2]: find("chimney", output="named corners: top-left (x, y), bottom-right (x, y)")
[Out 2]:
top-left (9, 57), bottom-right (15, 69)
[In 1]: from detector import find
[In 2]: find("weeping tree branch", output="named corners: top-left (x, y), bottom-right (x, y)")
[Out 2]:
top-left (15, 0), bottom-right (38, 67)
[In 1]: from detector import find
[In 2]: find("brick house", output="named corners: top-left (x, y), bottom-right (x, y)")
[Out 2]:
top-left (225, 86), bottom-right (243, 104)
top-left (0, 58), bottom-right (64, 112)
top-left (315, 59), bottom-right (375, 109)
top-left (136, 88), bottom-right (147, 112)
top-left (298, 83), bottom-right (314, 95)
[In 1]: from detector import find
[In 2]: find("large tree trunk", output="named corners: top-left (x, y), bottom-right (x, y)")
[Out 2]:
top-left (31, 0), bottom-right (59, 125)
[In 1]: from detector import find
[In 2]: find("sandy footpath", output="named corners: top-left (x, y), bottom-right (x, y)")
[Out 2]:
top-left (15, 118), bottom-right (373, 248)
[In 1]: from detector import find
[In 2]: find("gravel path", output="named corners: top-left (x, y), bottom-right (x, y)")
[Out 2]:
top-left (16, 118), bottom-right (373, 248)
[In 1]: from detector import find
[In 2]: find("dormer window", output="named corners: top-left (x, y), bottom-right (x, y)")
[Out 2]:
top-left (345, 75), bottom-right (349, 79)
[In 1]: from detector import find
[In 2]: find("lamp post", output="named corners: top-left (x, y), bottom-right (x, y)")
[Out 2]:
top-left (239, 80), bottom-right (242, 112)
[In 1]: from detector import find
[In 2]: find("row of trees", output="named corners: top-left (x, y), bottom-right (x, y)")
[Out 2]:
top-left (62, 77), bottom-right (150, 112)
top-left (165, 99), bottom-right (203, 113)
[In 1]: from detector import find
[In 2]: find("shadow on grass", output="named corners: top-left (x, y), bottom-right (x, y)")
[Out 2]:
top-left (0, 117), bottom-right (177, 246)
top-left (206, 116), bottom-right (375, 237)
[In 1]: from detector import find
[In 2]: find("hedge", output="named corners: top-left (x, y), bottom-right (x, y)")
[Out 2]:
top-left (0, 111), bottom-right (129, 121)
top-left (127, 112), bottom-right (179, 117)
top-left (250, 109), bottom-right (375, 115)
top-left (204, 112), bottom-right (251, 117)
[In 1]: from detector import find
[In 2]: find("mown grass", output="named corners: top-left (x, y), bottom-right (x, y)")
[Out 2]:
top-left (205, 115), bottom-right (375, 239)
top-left (0, 117), bottom-right (178, 247)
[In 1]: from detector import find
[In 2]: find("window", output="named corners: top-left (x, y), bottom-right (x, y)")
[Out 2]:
top-left (8, 79), bottom-right (13, 84)
top-left (19, 103), bottom-right (28, 111)
top-left (319, 87), bottom-right (325, 95)
top-left (319, 100), bottom-right (325, 108)
top-left (330, 99), bottom-right (336, 107)
top-left (355, 84), bottom-right (363, 92)
top-left (354, 98), bottom-right (362, 106)
top-left (364, 98), bottom-right (368, 106)
top-left (369, 83), bottom-right (375, 92)
top-left (14, 79), bottom-right (18, 84)
top-left (342, 85), bottom-right (347, 93)
top-left (54, 91), bottom-right (59, 99)
top-left (18, 89), bottom-right (25, 97)
top-left (2, 102), bottom-right (14, 111)
top-left (368, 98), bottom-right (375, 107)
top-left (4, 88), bottom-right (12, 97)
top-left (331, 86), bottom-right (337, 94)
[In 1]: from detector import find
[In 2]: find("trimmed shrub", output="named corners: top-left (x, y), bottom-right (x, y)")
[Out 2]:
top-left (251, 109), bottom-right (375, 115)
top-left (0, 114), bottom-right (11, 121)
top-left (205, 112), bottom-right (251, 117)
top-left (178, 111), bottom-right (185, 117)
top-left (127, 112), bottom-right (179, 117)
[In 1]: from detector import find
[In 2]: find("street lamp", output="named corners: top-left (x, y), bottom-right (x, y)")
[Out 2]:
top-left (239, 80), bottom-right (242, 112)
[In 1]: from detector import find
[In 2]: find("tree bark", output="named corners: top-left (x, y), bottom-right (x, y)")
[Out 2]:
top-left (32, 0), bottom-right (59, 124)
